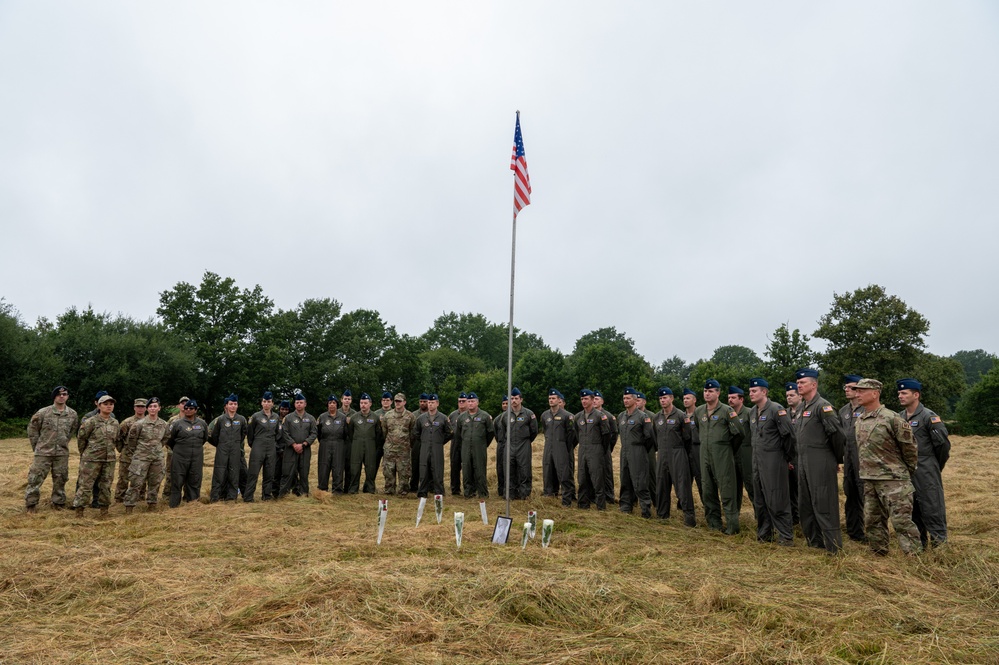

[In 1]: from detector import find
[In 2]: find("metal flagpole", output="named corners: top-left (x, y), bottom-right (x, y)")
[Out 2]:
top-left (505, 208), bottom-right (516, 519)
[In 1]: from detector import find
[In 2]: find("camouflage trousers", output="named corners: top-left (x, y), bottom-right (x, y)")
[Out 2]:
top-left (115, 443), bottom-right (144, 502)
top-left (26, 454), bottom-right (70, 507)
top-left (124, 457), bottom-right (164, 507)
top-left (863, 479), bottom-right (922, 555)
top-left (73, 457), bottom-right (116, 508)
top-left (382, 450), bottom-right (412, 494)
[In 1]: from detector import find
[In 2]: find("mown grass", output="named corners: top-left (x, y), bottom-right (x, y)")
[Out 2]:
top-left (1, 435), bottom-right (997, 664)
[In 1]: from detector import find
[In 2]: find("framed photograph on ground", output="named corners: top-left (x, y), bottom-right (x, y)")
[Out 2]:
top-left (491, 515), bottom-right (513, 544)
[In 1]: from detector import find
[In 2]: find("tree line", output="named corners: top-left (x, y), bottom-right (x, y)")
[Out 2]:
top-left (1, 275), bottom-right (996, 433)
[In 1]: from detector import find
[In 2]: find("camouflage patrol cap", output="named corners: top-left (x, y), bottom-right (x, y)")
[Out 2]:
top-left (98, 394), bottom-right (115, 405)
top-left (134, 398), bottom-right (148, 407)
top-left (394, 392), bottom-right (406, 401)
top-left (854, 378), bottom-right (883, 391)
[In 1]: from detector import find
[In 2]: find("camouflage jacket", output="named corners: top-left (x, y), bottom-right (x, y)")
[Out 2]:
top-left (116, 415), bottom-right (142, 453)
top-left (381, 409), bottom-right (416, 452)
top-left (128, 416), bottom-right (170, 462)
top-left (27, 404), bottom-right (79, 456)
top-left (855, 405), bottom-right (917, 480)
top-left (78, 415), bottom-right (120, 462)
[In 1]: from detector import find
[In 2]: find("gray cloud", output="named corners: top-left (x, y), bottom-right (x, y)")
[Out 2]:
top-left (2, 2), bottom-right (996, 367)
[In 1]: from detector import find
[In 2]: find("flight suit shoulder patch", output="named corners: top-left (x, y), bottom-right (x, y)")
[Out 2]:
top-left (930, 416), bottom-right (942, 424)
top-left (728, 411), bottom-right (738, 418)
top-left (777, 410), bottom-right (786, 416)
top-left (821, 405), bottom-right (834, 413)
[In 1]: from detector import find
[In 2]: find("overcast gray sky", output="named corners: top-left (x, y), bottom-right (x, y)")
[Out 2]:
top-left (3, 2), bottom-right (997, 367)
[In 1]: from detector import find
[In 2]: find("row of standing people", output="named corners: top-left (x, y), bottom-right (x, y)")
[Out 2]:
top-left (23, 373), bottom-right (950, 557)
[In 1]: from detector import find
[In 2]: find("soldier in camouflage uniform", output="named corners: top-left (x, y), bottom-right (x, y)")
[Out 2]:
top-left (853, 378), bottom-right (922, 556)
top-left (380, 393), bottom-right (416, 495)
top-left (114, 398), bottom-right (147, 503)
top-left (25, 386), bottom-right (79, 512)
top-left (124, 397), bottom-right (170, 512)
top-left (73, 394), bottom-right (120, 515)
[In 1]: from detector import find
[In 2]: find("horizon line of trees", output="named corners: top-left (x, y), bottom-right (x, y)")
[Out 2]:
top-left (2, 274), bottom-right (997, 433)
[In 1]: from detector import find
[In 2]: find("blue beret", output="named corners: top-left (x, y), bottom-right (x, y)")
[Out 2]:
top-left (784, 382), bottom-right (797, 392)
top-left (728, 386), bottom-right (744, 395)
top-left (682, 388), bottom-right (696, 396)
top-left (458, 392), bottom-right (468, 399)
top-left (328, 394), bottom-right (339, 404)
top-left (593, 390), bottom-right (603, 398)
top-left (704, 379), bottom-right (721, 390)
top-left (749, 378), bottom-right (769, 389)
top-left (510, 387), bottom-right (522, 397)
top-left (657, 387), bottom-right (673, 397)
top-left (279, 400), bottom-right (291, 409)
top-left (795, 368), bottom-right (819, 380)
top-left (184, 399), bottom-right (198, 409)
top-left (51, 385), bottom-right (68, 398)
top-left (293, 393), bottom-right (306, 402)
top-left (419, 393), bottom-right (430, 400)
top-left (548, 388), bottom-right (564, 399)
top-left (381, 391), bottom-right (392, 399)
top-left (428, 393), bottom-right (439, 401)
top-left (95, 390), bottom-right (109, 400)
top-left (360, 393), bottom-right (371, 400)
top-left (579, 389), bottom-right (594, 397)
top-left (896, 378), bottom-right (922, 391)
top-left (843, 374), bottom-right (864, 385)
top-left (262, 391), bottom-right (274, 400)
top-left (466, 392), bottom-right (478, 399)
top-left (223, 394), bottom-right (238, 404)
top-left (623, 386), bottom-right (639, 396)
top-left (342, 389), bottom-right (352, 397)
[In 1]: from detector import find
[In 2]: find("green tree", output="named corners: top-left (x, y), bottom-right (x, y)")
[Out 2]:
top-left (764, 323), bottom-right (817, 387)
top-left (157, 271), bottom-right (274, 418)
top-left (955, 365), bottom-right (999, 435)
top-left (570, 342), bottom-right (653, 414)
top-left (49, 307), bottom-right (196, 412)
top-left (813, 285), bottom-right (929, 408)
top-left (710, 345), bottom-right (762, 368)
top-left (571, 327), bottom-right (638, 357)
top-left (0, 300), bottom-right (63, 419)
top-left (422, 312), bottom-right (545, 370)
top-left (950, 349), bottom-right (997, 387)
top-left (512, 348), bottom-right (573, 412)
top-left (910, 353), bottom-right (967, 417)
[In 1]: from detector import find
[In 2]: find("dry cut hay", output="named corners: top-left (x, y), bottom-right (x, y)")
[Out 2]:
top-left (0, 435), bottom-right (997, 664)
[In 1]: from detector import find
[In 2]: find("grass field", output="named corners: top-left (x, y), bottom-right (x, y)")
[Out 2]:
top-left (2, 435), bottom-right (998, 664)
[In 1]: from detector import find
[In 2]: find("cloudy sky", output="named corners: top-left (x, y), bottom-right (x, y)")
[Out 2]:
top-left (3, 2), bottom-right (997, 367)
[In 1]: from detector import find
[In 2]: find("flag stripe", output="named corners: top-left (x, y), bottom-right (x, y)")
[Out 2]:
top-left (510, 114), bottom-right (531, 216)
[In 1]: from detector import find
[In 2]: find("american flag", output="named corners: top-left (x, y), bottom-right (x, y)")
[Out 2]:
top-left (510, 113), bottom-right (531, 217)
